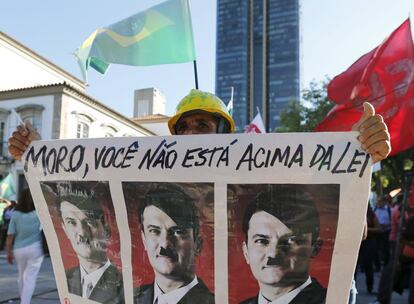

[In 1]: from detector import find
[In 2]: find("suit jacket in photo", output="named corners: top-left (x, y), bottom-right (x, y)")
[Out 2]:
top-left (134, 279), bottom-right (215, 304)
top-left (66, 263), bottom-right (124, 304)
top-left (240, 278), bottom-right (327, 304)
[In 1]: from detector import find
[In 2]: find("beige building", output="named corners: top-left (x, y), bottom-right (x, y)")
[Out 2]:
top-left (0, 32), bottom-right (154, 194)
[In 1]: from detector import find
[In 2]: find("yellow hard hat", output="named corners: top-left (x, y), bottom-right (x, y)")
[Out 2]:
top-left (168, 89), bottom-right (235, 134)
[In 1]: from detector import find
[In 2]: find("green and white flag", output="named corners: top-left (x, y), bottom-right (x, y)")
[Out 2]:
top-left (226, 86), bottom-right (234, 117)
top-left (0, 174), bottom-right (16, 200)
top-left (75, 0), bottom-right (196, 81)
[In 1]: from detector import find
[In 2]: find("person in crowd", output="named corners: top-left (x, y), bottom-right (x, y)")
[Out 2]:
top-left (133, 183), bottom-right (214, 304)
top-left (357, 204), bottom-right (381, 294)
top-left (6, 189), bottom-right (44, 304)
top-left (374, 196), bottom-right (392, 269)
top-left (41, 181), bottom-right (124, 304)
top-left (0, 200), bottom-right (16, 250)
top-left (389, 194), bottom-right (403, 258)
top-left (373, 194), bottom-right (414, 304)
top-left (240, 184), bottom-right (326, 304)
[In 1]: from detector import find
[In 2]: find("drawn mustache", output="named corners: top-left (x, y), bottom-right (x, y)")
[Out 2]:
top-left (158, 246), bottom-right (178, 260)
top-left (266, 256), bottom-right (286, 267)
top-left (76, 235), bottom-right (107, 250)
top-left (77, 235), bottom-right (91, 245)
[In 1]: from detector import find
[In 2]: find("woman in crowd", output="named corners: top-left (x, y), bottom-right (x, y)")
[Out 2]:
top-left (6, 188), bottom-right (44, 304)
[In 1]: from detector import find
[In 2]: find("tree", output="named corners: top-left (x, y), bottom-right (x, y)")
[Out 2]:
top-left (276, 80), bottom-right (334, 132)
top-left (277, 80), bottom-right (414, 194)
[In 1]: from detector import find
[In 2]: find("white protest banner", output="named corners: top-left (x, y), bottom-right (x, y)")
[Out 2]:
top-left (23, 132), bottom-right (371, 304)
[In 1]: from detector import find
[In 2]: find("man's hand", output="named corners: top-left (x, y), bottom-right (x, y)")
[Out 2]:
top-left (8, 122), bottom-right (40, 161)
top-left (352, 102), bottom-right (391, 164)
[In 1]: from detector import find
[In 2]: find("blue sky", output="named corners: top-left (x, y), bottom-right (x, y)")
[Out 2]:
top-left (1, 0), bottom-right (413, 117)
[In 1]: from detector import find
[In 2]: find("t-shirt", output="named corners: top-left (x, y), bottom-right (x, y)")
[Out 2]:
top-left (7, 210), bottom-right (42, 249)
top-left (375, 206), bottom-right (391, 229)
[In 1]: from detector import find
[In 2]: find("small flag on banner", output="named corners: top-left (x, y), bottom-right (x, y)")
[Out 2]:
top-left (245, 112), bottom-right (266, 133)
top-left (75, 0), bottom-right (196, 81)
top-left (0, 174), bottom-right (16, 200)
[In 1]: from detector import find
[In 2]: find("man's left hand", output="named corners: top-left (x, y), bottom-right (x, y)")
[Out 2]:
top-left (352, 102), bottom-right (391, 164)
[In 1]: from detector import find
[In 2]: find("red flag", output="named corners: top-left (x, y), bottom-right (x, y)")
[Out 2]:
top-left (316, 19), bottom-right (414, 156)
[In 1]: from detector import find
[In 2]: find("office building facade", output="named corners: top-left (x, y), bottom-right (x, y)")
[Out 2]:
top-left (216, 0), bottom-right (300, 132)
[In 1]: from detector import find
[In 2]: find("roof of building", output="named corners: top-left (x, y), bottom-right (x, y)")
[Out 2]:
top-left (0, 82), bottom-right (155, 136)
top-left (0, 31), bottom-right (85, 91)
top-left (133, 114), bottom-right (170, 123)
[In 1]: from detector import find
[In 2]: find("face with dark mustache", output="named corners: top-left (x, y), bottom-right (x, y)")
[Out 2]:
top-left (60, 201), bottom-right (109, 263)
top-left (242, 211), bottom-right (314, 288)
top-left (141, 206), bottom-right (201, 281)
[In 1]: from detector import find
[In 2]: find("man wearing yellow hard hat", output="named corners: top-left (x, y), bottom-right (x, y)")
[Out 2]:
top-left (168, 89), bottom-right (235, 135)
top-left (9, 89), bottom-right (390, 163)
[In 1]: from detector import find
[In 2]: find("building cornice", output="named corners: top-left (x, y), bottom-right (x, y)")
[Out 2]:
top-left (0, 32), bottom-right (85, 91)
top-left (0, 82), bottom-right (155, 136)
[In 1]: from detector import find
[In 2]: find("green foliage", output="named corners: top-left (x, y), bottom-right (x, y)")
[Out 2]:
top-left (276, 80), bottom-right (335, 132)
top-left (379, 147), bottom-right (414, 192)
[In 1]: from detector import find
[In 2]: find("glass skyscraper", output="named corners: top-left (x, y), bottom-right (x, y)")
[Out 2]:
top-left (216, 0), bottom-right (300, 132)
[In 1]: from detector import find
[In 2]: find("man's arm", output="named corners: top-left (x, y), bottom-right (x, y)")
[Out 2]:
top-left (352, 102), bottom-right (391, 163)
top-left (6, 234), bottom-right (14, 264)
top-left (8, 123), bottom-right (40, 161)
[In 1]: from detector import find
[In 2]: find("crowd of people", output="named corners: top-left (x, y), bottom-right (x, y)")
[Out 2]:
top-left (355, 191), bottom-right (414, 304)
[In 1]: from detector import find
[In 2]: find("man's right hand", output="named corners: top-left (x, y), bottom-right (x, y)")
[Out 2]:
top-left (8, 123), bottom-right (40, 161)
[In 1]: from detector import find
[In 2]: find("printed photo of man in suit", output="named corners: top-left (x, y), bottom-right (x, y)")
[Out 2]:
top-left (41, 181), bottom-right (124, 304)
top-left (129, 183), bottom-right (215, 304)
top-left (240, 184), bottom-right (327, 304)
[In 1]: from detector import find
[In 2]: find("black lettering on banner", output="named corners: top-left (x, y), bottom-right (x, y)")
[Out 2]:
top-left (270, 147), bottom-right (290, 167)
top-left (309, 145), bottom-right (334, 171)
top-left (236, 144), bottom-right (253, 171)
top-left (181, 147), bottom-right (224, 168)
top-left (319, 146), bottom-right (333, 171)
top-left (24, 145), bottom-right (86, 176)
top-left (82, 163), bottom-right (89, 179)
top-left (181, 139), bottom-right (237, 168)
top-left (95, 146), bottom-right (106, 169)
top-left (331, 142), bottom-right (351, 174)
top-left (95, 141), bottom-right (140, 169)
top-left (309, 145), bottom-right (325, 169)
top-left (112, 148), bottom-right (126, 168)
top-left (69, 145), bottom-right (85, 172)
top-left (254, 148), bottom-right (266, 168)
top-left (24, 145), bottom-right (47, 173)
top-left (288, 144), bottom-right (303, 168)
top-left (56, 146), bottom-right (69, 173)
top-left (121, 141), bottom-right (139, 168)
top-left (102, 147), bottom-right (117, 168)
top-left (138, 140), bottom-right (177, 170)
top-left (236, 144), bottom-right (302, 171)
top-left (182, 148), bottom-right (201, 168)
top-left (45, 148), bottom-right (57, 175)
top-left (347, 150), bottom-right (365, 173)
top-left (359, 154), bottom-right (371, 178)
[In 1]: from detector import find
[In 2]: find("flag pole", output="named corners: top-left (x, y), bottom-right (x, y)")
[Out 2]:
top-left (193, 60), bottom-right (199, 89)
